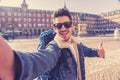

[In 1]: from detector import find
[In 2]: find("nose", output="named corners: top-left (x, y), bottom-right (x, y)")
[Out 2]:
top-left (60, 24), bottom-right (66, 30)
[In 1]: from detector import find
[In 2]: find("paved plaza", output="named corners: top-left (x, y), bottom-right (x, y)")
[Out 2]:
top-left (6, 35), bottom-right (120, 80)
top-left (7, 35), bottom-right (120, 51)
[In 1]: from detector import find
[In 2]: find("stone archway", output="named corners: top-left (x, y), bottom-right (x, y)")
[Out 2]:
top-left (5, 23), bottom-right (15, 33)
top-left (5, 23), bottom-right (15, 39)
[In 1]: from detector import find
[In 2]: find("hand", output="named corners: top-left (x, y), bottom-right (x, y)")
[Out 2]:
top-left (0, 36), bottom-right (14, 80)
top-left (97, 42), bottom-right (105, 58)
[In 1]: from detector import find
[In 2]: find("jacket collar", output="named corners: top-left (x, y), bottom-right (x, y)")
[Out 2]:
top-left (54, 34), bottom-right (80, 49)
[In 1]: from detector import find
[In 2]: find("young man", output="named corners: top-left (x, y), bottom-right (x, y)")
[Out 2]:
top-left (0, 8), bottom-right (105, 80)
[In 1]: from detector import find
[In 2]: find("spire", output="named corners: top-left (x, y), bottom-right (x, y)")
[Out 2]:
top-left (22, 0), bottom-right (27, 4)
top-left (64, 0), bottom-right (67, 9)
top-left (23, 0), bottom-right (26, 3)
top-left (21, 0), bottom-right (28, 11)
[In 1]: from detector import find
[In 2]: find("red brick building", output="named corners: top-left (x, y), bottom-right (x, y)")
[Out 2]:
top-left (1, 0), bottom-right (116, 37)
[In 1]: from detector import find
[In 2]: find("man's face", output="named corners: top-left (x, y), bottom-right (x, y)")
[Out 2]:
top-left (53, 16), bottom-right (74, 42)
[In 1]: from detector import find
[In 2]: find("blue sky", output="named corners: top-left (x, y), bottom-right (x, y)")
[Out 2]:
top-left (0, 0), bottom-right (120, 14)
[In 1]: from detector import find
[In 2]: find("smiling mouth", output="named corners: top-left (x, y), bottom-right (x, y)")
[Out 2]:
top-left (60, 30), bottom-right (69, 35)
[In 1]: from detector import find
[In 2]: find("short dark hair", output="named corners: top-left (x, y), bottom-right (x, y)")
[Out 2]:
top-left (52, 8), bottom-right (72, 21)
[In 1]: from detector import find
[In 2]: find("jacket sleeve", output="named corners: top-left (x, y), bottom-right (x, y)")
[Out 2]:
top-left (82, 44), bottom-right (99, 57)
top-left (14, 41), bottom-right (61, 79)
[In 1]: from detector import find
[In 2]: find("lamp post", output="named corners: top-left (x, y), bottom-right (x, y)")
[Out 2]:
top-left (9, 20), bottom-right (15, 39)
top-left (11, 22), bottom-right (15, 39)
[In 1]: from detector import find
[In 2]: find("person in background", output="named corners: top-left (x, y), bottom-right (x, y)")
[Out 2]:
top-left (0, 8), bottom-right (105, 80)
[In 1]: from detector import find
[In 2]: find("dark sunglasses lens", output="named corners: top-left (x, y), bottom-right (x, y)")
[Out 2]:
top-left (54, 23), bottom-right (62, 29)
top-left (54, 21), bottom-right (72, 29)
top-left (64, 22), bottom-right (72, 28)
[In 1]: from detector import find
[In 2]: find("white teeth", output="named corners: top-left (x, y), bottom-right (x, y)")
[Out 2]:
top-left (60, 30), bottom-right (69, 35)
top-left (61, 32), bottom-right (67, 35)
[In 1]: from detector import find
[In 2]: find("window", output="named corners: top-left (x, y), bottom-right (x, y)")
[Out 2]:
top-left (2, 12), bottom-right (5, 16)
top-left (37, 14), bottom-right (41, 17)
top-left (42, 13), bottom-right (44, 17)
top-left (46, 19), bottom-right (49, 22)
top-left (29, 13), bottom-right (32, 17)
top-left (24, 18), bottom-right (27, 22)
top-left (29, 18), bottom-right (31, 22)
top-left (18, 24), bottom-right (22, 27)
top-left (8, 12), bottom-right (12, 16)
top-left (33, 18), bottom-right (36, 22)
top-left (24, 23), bottom-right (27, 27)
top-left (42, 19), bottom-right (45, 22)
top-left (47, 24), bottom-right (49, 27)
top-left (38, 24), bottom-right (41, 27)
top-left (33, 13), bottom-right (36, 17)
top-left (37, 19), bottom-right (40, 22)
top-left (29, 23), bottom-right (32, 27)
top-left (14, 12), bottom-right (17, 16)
top-left (18, 13), bottom-right (21, 16)
top-left (8, 17), bottom-right (11, 22)
top-left (24, 13), bottom-right (26, 17)
top-left (18, 18), bottom-right (21, 22)
top-left (14, 18), bottom-right (18, 22)
top-left (2, 17), bottom-right (5, 22)
top-left (33, 23), bottom-right (36, 27)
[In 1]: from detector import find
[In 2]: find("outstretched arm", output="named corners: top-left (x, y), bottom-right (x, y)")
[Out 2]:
top-left (0, 36), bottom-right (14, 80)
top-left (81, 42), bottom-right (105, 58)
top-left (0, 36), bottom-right (61, 79)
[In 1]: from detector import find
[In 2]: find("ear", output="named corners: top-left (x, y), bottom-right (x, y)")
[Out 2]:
top-left (53, 26), bottom-right (57, 33)
top-left (71, 24), bottom-right (75, 30)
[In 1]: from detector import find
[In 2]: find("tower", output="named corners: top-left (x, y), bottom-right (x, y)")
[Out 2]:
top-left (21, 0), bottom-right (28, 11)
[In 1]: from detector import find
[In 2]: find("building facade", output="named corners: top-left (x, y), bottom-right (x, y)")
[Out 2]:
top-left (0, 0), bottom-right (99, 37)
top-left (0, 0), bottom-right (119, 37)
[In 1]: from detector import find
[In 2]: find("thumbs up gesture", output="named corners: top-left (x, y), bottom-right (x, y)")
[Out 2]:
top-left (97, 42), bottom-right (105, 58)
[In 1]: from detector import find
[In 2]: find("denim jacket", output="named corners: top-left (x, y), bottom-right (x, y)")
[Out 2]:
top-left (14, 40), bottom-right (98, 80)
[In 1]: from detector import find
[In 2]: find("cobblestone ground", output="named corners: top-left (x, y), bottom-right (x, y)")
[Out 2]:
top-left (85, 49), bottom-right (120, 80)
top-left (6, 36), bottom-right (120, 80)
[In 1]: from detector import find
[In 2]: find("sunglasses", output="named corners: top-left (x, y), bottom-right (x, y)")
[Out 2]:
top-left (53, 21), bottom-right (72, 29)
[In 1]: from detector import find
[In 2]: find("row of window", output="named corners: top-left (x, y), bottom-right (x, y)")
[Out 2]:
top-left (16, 23), bottom-right (120, 28)
top-left (0, 17), bottom-right (52, 23)
top-left (0, 23), bottom-right (52, 28)
top-left (18, 23), bottom-right (52, 27)
top-left (0, 11), bottom-right (52, 18)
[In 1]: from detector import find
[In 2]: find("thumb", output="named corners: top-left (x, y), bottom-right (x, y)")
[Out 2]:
top-left (98, 42), bottom-right (103, 49)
